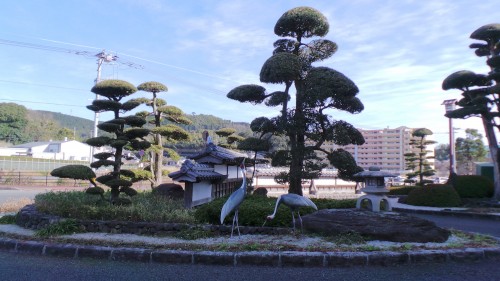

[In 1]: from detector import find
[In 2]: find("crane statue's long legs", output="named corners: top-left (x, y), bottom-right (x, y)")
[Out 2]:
top-left (297, 211), bottom-right (303, 232)
top-left (291, 211), bottom-right (296, 231)
top-left (231, 210), bottom-right (241, 238)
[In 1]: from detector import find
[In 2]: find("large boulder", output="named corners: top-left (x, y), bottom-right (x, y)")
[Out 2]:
top-left (302, 209), bottom-right (450, 243)
top-left (153, 183), bottom-right (184, 200)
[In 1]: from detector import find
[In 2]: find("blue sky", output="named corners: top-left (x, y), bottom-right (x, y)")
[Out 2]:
top-left (1, 0), bottom-right (499, 144)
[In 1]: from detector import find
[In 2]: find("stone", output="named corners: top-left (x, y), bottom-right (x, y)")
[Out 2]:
top-left (302, 209), bottom-right (451, 243)
top-left (153, 183), bottom-right (184, 200)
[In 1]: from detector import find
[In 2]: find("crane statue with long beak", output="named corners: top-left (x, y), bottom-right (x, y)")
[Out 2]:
top-left (264, 193), bottom-right (318, 232)
top-left (220, 159), bottom-right (247, 238)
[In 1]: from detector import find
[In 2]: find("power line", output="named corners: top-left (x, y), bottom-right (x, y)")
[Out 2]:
top-left (0, 79), bottom-right (88, 92)
top-left (0, 98), bottom-right (84, 107)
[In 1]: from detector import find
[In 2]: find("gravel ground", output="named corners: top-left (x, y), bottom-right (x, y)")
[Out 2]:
top-left (0, 224), bottom-right (474, 251)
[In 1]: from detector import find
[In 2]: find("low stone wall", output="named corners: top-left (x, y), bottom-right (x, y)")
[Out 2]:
top-left (15, 205), bottom-right (290, 236)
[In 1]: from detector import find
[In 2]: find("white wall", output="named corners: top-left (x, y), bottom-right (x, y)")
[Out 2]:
top-left (0, 148), bottom-right (28, 156)
top-left (214, 164), bottom-right (242, 179)
top-left (192, 181), bottom-right (212, 201)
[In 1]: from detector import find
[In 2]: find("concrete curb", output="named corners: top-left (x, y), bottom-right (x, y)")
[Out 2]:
top-left (1, 237), bottom-right (499, 267)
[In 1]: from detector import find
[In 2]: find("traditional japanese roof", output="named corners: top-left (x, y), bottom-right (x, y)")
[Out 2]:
top-left (354, 166), bottom-right (397, 178)
top-left (254, 167), bottom-right (338, 177)
top-left (168, 159), bottom-right (227, 183)
top-left (189, 143), bottom-right (249, 165)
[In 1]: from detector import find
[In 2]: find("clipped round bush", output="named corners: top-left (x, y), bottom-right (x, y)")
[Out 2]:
top-left (405, 184), bottom-right (461, 207)
top-left (153, 183), bottom-right (184, 200)
top-left (389, 185), bottom-right (417, 195)
top-left (253, 187), bottom-right (268, 197)
top-left (454, 175), bottom-right (494, 198)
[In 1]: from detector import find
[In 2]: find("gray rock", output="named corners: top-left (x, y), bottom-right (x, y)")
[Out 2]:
top-left (302, 209), bottom-right (450, 243)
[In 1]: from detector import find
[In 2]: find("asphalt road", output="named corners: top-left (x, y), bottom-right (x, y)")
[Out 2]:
top-left (0, 251), bottom-right (499, 281)
top-left (409, 213), bottom-right (500, 239)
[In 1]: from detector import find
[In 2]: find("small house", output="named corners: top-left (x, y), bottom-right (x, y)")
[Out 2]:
top-left (169, 142), bottom-right (250, 208)
top-left (9, 139), bottom-right (93, 161)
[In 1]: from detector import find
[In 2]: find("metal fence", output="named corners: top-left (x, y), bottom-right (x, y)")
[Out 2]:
top-left (0, 158), bottom-right (90, 172)
top-left (0, 158), bottom-right (155, 188)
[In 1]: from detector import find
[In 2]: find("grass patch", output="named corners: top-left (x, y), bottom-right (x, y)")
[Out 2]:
top-left (34, 191), bottom-right (196, 224)
top-left (171, 226), bottom-right (216, 240)
top-left (35, 219), bottom-right (82, 238)
top-left (324, 231), bottom-right (366, 245)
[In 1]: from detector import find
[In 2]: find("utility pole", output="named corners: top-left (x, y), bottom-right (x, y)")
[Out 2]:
top-left (93, 50), bottom-right (118, 138)
top-left (90, 50), bottom-right (117, 164)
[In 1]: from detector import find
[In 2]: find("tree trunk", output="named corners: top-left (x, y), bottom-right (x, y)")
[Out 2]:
top-left (482, 117), bottom-right (500, 200)
top-left (154, 133), bottom-right (163, 187)
top-left (288, 80), bottom-right (306, 196)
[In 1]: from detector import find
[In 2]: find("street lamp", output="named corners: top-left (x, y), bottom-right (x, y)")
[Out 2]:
top-left (442, 99), bottom-right (457, 174)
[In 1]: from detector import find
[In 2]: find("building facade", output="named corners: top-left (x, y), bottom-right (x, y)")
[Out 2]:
top-left (321, 126), bottom-right (435, 175)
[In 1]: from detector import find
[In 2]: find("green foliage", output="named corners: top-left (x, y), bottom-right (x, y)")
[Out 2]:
top-left (227, 7), bottom-right (364, 195)
top-left (215, 127), bottom-right (236, 137)
top-left (34, 191), bottom-right (196, 223)
top-left (35, 219), bottom-right (82, 237)
top-left (405, 184), bottom-right (461, 207)
top-left (227, 85), bottom-right (267, 104)
top-left (0, 215), bottom-right (16, 224)
top-left (124, 116), bottom-right (147, 127)
top-left (152, 125), bottom-right (190, 141)
top-left (274, 6), bottom-right (329, 38)
top-left (85, 136), bottom-right (111, 147)
top-left (442, 23), bottom-right (500, 200)
top-left (137, 81), bottom-right (168, 93)
top-left (454, 175), bottom-right (494, 198)
top-left (389, 185), bottom-right (417, 195)
top-left (91, 79), bottom-right (137, 100)
top-left (0, 103), bottom-right (28, 144)
top-left (260, 52), bottom-right (302, 83)
top-left (405, 128), bottom-right (436, 183)
top-left (50, 165), bottom-right (96, 180)
top-left (171, 226), bottom-right (216, 240)
top-left (455, 129), bottom-right (487, 174)
top-left (194, 194), bottom-right (355, 227)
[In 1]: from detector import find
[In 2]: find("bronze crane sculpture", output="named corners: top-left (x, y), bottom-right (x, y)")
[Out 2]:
top-left (265, 193), bottom-right (318, 231)
top-left (220, 159), bottom-right (247, 238)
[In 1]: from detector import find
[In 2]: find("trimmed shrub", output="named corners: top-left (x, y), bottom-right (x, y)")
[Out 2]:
top-left (454, 175), bottom-right (494, 198)
top-left (253, 187), bottom-right (268, 197)
top-left (389, 185), bottom-right (417, 196)
top-left (194, 195), bottom-right (356, 227)
top-left (405, 184), bottom-right (461, 207)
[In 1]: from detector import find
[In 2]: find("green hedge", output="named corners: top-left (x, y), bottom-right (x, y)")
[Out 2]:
top-left (405, 184), bottom-right (461, 207)
top-left (454, 175), bottom-right (494, 198)
top-left (194, 195), bottom-right (356, 227)
top-left (389, 185), bottom-right (417, 195)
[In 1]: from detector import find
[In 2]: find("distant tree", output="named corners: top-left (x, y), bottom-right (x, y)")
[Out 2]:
top-left (134, 81), bottom-right (191, 188)
top-left (0, 103), bottom-right (28, 144)
top-left (455, 128), bottom-right (487, 175)
top-left (442, 23), bottom-right (500, 199)
top-left (227, 7), bottom-right (364, 195)
top-left (23, 119), bottom-right (60, 142)
top-left (404, 128), bottom-right (436, 184)
top-left (434, 143), bottom-right (450, 161)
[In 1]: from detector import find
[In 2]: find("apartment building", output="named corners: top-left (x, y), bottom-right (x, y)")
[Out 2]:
top-left (320, 126), bottom-right (435, 175)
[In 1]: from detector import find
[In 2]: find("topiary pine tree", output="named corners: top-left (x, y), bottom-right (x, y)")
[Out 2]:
top-left (404, 128), bottom-right (436, 185)
top-left (133, 81), bottom-right (191, 188)
top-left (227, 7), bottom-right (364, 195)
top-left (85, 79), bottom-right (148, 204)
top-left (442, 23), bottom-right (500, 200)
